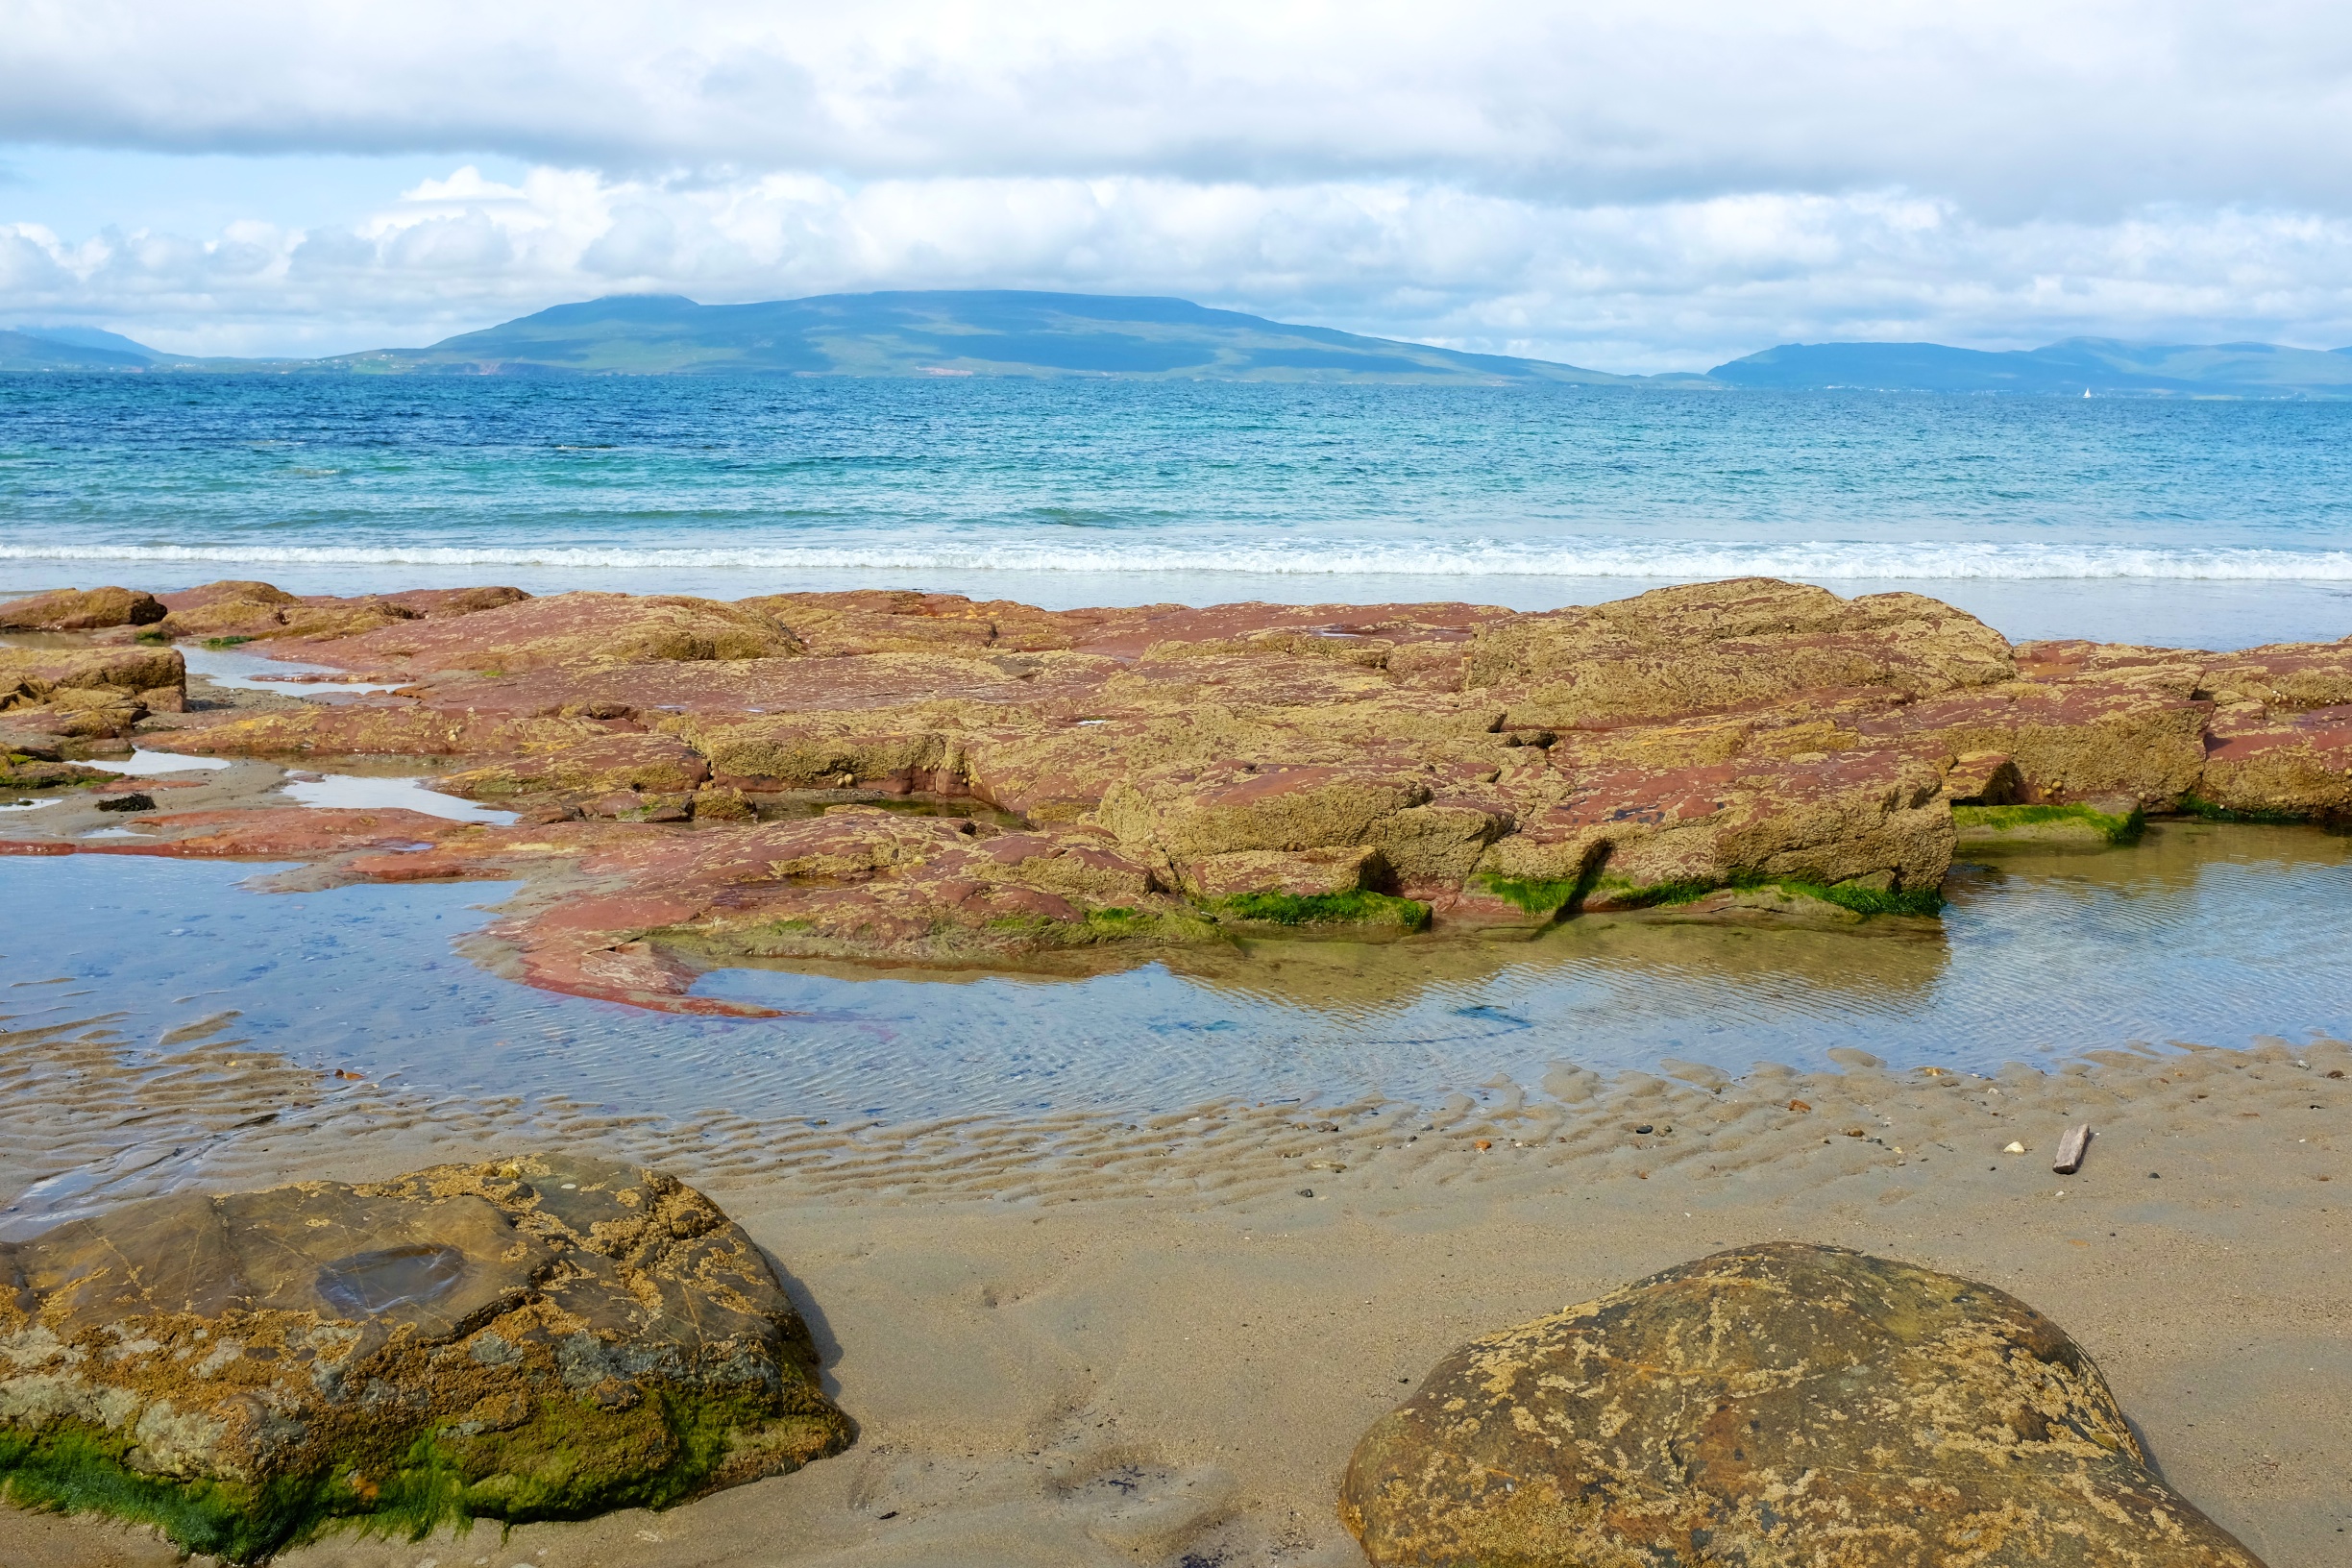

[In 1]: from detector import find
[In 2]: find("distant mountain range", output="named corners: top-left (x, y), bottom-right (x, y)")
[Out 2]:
top-left (1, 293), bottom-right (1703, 386)
top-left (9, 293), bottom-right (2352, 394)
top-left (1706, 337), bottom-right (2352, 397)
top-left (0, 325), bottom-right (170, 371)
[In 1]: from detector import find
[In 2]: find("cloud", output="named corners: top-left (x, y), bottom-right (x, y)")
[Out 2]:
top-left (14, 168), bottom-right (2352, 368)
top-left (5, 0), bottom-right (2352, 217)
top-left (7, 2), bottom-right (2352, 361)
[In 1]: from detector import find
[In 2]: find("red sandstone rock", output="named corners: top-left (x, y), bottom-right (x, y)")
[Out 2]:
top-left (10, 576), bottom-right (2345, 1004)
top-left (1870, 680), bottom-right (2211, 807)
top-left (140, 700), bottom-right (608, 760)
top-left (2199, 703), bottom-right (2352, 819)
top-left (153, 580), bottom-right (532, 644)
top-left (157, 580), bottom-right (424, 643)
top-left (433, 733), bottom-right (711, 799)
top-left (1465, 579), bottom-right (2017, 727)
top-left (0, 586), bottom-right (166, 631)
top-left (2201, 639), bottom-right (2352, 711)
top-left (292, 591), bottom-right (803, 673)
top-left (0, 644), bottom-right (185, 738)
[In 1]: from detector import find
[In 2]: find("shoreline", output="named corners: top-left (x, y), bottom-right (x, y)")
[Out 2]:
top-left (8, 566), bottom-right (2352, 650)
top-left (5, 1038), bottom-right (2346, 1566)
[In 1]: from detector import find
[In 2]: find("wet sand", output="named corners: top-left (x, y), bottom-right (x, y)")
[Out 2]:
top-left (6, 1028), bottom-right (2347, 1567)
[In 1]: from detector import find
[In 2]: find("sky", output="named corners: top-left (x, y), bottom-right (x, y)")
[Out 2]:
top-left (4, 0), bottom-right (2352, 370)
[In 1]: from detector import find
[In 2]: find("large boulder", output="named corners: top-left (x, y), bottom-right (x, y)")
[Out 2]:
top-left (0, 645), bottom-right (185, 738)
top-left (157, 580), bottom-right (425, 644)
top-left (0, 586), bottom-right (165, 631)
top-left (156, 579), bottom-right (311, 640)
top-left (1464, 579), bottom-right (2016, 727)
top-left (0, 1155), bottom-right (851, 1562)
top-left (154, 581), bottom-right (533, 644)
top-left (1341, 1242), bottom-right (2262, 1567)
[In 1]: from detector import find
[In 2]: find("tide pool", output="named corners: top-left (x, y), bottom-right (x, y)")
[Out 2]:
top-left (6, 821), bottom-right (2347, 1130)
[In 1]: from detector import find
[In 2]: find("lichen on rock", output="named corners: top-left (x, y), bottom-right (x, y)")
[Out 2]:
top-left (1340, 1241), bottom-right (2265, 1567)
top-left (0, 1156), bottom-right (850, 1561)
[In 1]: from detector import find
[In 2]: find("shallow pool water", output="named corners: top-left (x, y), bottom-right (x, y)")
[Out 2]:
top-left (179, 644), bottom-right (406, 697)
top-left (279, 772), bottom-right (518, 824)
top-left (4, 821), bottom-right (2348, 1127)
top-left (80, 748), bottom-right (232, 776)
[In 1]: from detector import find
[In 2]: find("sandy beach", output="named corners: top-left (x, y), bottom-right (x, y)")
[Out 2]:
top-left (6, 1024), bottom-right (2345, 1567)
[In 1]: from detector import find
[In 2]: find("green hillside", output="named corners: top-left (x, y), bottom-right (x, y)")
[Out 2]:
top-left (0, 328), bottom-right (159, 371)
top-left (1710, 336), bottom-right (2352, 396)
top-left (319, 291), bottom-right (1682, 384)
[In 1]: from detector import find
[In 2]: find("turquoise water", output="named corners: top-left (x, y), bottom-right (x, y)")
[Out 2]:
top-left (4, 375), bottom-right (2350, 645)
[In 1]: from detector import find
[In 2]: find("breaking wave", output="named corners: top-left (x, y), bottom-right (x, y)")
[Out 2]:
top-left (6, 537), bottom-right (2352, 581)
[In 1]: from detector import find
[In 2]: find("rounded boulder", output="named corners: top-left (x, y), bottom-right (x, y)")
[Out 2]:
top-left (1341, 1241), bottom-right (2262, 1567)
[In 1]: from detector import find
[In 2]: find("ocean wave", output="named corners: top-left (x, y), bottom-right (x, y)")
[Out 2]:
top-left (6, 538), bottom-right (2352, 581)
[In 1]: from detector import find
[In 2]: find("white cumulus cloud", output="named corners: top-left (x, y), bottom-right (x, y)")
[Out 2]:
top-left (4, 1), bottom-right (2352, 362)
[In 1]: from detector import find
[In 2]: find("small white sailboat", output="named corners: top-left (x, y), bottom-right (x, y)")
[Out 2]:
top-left (2083, 388), bottom-right (2092, 398)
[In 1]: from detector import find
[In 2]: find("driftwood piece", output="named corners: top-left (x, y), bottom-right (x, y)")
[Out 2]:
top-left (2053, 1122), bottom-right (2093, 1174)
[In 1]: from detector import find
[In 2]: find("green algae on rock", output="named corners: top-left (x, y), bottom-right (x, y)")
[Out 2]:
top-left (1953, 800), bottom-right (2146, 849)
top-left (1208, 889), bottom-right (1433, 933)
top-left (0, 1155), bottom-right (850, 1561)
top-left (1340, 1241), bottom-right (2264, 1568)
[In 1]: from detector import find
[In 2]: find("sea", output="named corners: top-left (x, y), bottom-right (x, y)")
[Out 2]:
top-left (4, 374), bottom-right (2351, 646)
top-left (5, 374), bottom-right (2352, 1197)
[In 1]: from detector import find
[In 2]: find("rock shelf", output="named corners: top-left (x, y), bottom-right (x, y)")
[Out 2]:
top-left (3, 576), bottom-right (2347, 1009)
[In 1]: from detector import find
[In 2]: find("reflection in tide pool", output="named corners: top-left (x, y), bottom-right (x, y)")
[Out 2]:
top-left (2, 821), bottom-right (2348, 1124)
top-left (278, 772), bottom-right (518, 824)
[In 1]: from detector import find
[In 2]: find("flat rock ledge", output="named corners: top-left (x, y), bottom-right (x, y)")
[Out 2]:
top-left (1341, 1241), bottom-right (2263, 1568)
top-left (7, 576), bottom-right (2348, 1006)
top-left (0, 1156), bottom-right (850, 1562)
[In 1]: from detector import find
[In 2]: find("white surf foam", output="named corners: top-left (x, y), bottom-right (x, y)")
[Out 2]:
top-left (7, 539), bottom-right (2352, 581)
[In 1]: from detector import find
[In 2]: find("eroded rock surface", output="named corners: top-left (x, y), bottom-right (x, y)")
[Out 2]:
top-left (0, 1155), bottom-right (850, 1561)
top-left (150, 579), bottom-right (532, 645)
top-left (0, 644), bottom-right (187, 740)
top-left (4, 576), bottom-right (2347, 998)
top-left (1340, 1241), bottom-right (2263, 1568)
top-left (0, 586), bottom-right (166, 632)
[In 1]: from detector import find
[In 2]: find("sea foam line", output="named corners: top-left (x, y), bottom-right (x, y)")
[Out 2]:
top-left (5, 539), bottom-right (2352, 581)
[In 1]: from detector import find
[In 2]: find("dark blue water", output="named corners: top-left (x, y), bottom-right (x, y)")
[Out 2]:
top-left (3, 376), bottom-right (2350, 645)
